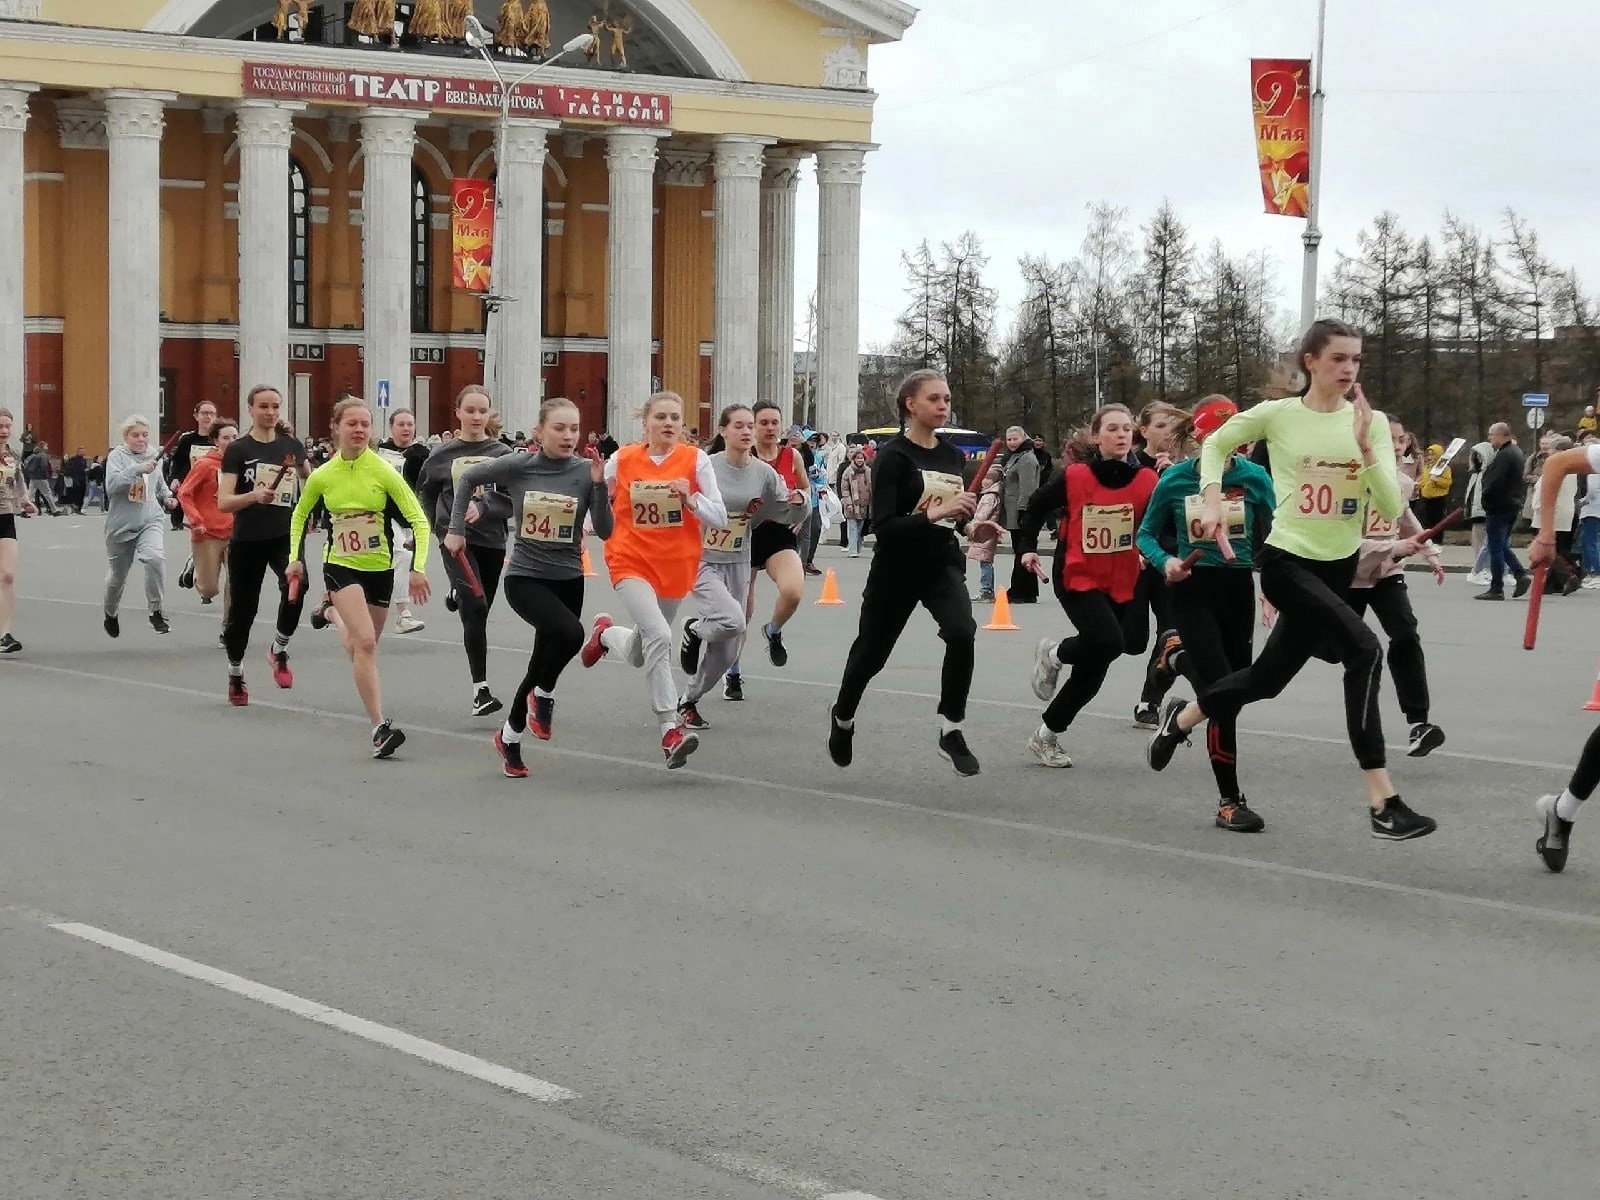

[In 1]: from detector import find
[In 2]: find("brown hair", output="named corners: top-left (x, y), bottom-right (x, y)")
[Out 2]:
top-left (1296, 318), bottom-right (1364, 390)
top-left (329, 396), bottom-right (370, 433)
top-left (1068, 403), bottom-right (1135, 460)
top-left (895, 369), bottom-right (946, 420)
top-left (0, 406), bottom-right (12, 422)
top-left (486, 410), bottom-right (504, 440)
top-left (455, 383), bottom-right (491, 409)
top-left (537, 397), bottom-right (580, 425)
top-left (208, 418), bottom-right (240, 443)
top-left (635, 391), bottom-right (684, 422)
top-left (245, 384), bottom-right (281, 410)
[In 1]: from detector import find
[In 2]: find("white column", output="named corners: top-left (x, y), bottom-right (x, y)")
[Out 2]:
top-left (758, 147), bottom-right (803, 419)
top-left (359, 110), bottom-right (416, 414)
top-left (0, 84), bottom-right (36, 440)
top-left (604, 127), bottom-right (665, 440)
top-left (709, 135), bottom-right (770, 411)
top-left (814, 142), bottom-right (873, 437)
top-left (104, 90), bottom-right (172, 432)
top-left (234, 99), bottom-right (301, 402)
top-left (490, 117), bottom-right (556, 438)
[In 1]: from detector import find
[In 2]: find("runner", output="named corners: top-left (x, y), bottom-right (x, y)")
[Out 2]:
top-left (175, 417), bottom-right (238, 616)
top-left (1134, 396), bottom-right (1276, 831)
top-left (217, 384), bottom-right (309, 706)
top-left (1348, 417), bottom-right (1447, 758)
top-left (711, 399), bottom-right (810, 701)
top-left (827, 370), bottom-right (983, 776)
top-left (676, 404), bottom-right (790, 730)
top-left (580, 391), bottom-right (728, 768)
top-left (1526, 438), bottom-right (1600, 871)
top-left (375, 407), bottom-right (431, 635)
top-left (0, 407), bottom-right (40, 653)
top-left (416, 384), bottom-right (513, 716)
top-left (1016, 404), bottom-right (1158, 769)
top-left (1144, 319), bottom-right (1438, 841)
top-left (287, 396), bottom-right (431, 760)
top-left (167, 400), bottom-right (217, 531)
top-left (102, 413), bottom-right (179, 638)
top-left (446, 397), bottom-right (613, 777)
top-left (1132, 402), bottom-right (1193, 728)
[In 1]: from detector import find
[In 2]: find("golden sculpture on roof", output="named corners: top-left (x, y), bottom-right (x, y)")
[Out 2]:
top-left (349, 0), bottom-right (397, 44)
top-left (273, 0), bottom-right (311, 41)
top-left (521, 0), bottom-right (553, 59)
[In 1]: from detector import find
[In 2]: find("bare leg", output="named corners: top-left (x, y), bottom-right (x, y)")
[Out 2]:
top-left (764, 547), bottom-right (804, 631)
top-left (0, 537), bottom-right (16, 637)
top-left (327, 586), bottom-right (384, 726)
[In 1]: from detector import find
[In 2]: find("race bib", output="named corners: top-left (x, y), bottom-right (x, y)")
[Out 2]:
top-left (0, 464), bottom-right (12, 487)
top-left (703, 513), bottom-right (751, 553)
top-left (1185, 493), bottom-right (1247, 543)
top-left (377, 447), bottom-right (407, 471)
top-left (451, 455), bottom-right (490, 498)
top-left (331, 510), bottom-right (382, 558)
top-left (1081, 503), bottom-right (1135, 555)
top-left (914, 470), bottom-right (965, 521)
top-left (254, 462), bottom-right (298, 507)
top-left (629, 480), bottom-right (685, 530)
top-left (1295, 457), bottom-right (1361, 521)
top-left (1365, 506), bottom-right (1396, 538)
top-left (519, 490), bottom-right (578, 543)
top-left (189, 443), bottom-right (211, 467)
top-left (128, 477), bottom-right (146, 504)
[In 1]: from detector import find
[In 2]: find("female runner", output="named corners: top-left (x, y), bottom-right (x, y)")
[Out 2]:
top-left (676, 404), bottom-right (790, 730)
top-left (288, 397), bottom-right (431, 760)
top-left (446, 398), bottom-right (613, 778)
top-left (1145, 319), bottom-right (1437, 841)
top-left (1015, 404), bottom-right (1157, 768)
top-left (1132, 401), bottom-right (1193, 727)
top-left (176, 417), bottom-right (237, 625)
top-left (103, 413), bottom-right (180, 637)
top-left (580, 391), bottom-right (728, 768)
top-left (828, 370), bottom-right (982, 776)
top-left (375, 407), bottom-right (431, 635)
top-left (416, 384), bottom-right (512, 716)
top-left (0, 408), bottom-right (39, 653)
top-left (1135, 397), bottom-right (1276, 831)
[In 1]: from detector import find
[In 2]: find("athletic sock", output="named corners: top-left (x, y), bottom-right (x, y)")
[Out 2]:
top-left (1556, 788), bottom-right (1585, 822)
top-left (501, 721), bottom-right (523, 744)
top-left (228, 661), bottom-right (243, 678)
top-left (833, 712), bottom-right (854, 730)
top-left (940, 719), bottom-right (961, 736)
top-left (1035, 722), bottom-right (1054, 743)
top-left (659, 720), bottom-right (678, 738)
top-left (533, 687), bottom-right (553, 700)
top-left (272, 635), bottom-right (290, 654)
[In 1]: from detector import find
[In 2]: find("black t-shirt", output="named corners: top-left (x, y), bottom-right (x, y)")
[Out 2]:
top-left (868, 434), bottom-right (968, 563)
top-left (376, 438), bottom-right (430, 492)
top-left (168, 430), bottom-right (212, 485)
top-left (220, 431), bottom-right (307, 543)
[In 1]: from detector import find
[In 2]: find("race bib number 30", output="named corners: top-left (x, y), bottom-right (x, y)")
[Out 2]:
top-left (1081, 503), bottom-right (1135, 554)
top-left (914, 470), bottom-right (965, 521)
top-left (630, 480), bottom-right (684, 530)
top-left (1184, 494), bottom-right (1247, 542)
top-left (1296, 457), bottom-right (1361, 520)
top-left (520, 490), bottom-right (578, 543)
top-left (332, 510), bottom-right (382, 557)
top-left (704, 514), bottom-right (750, 553)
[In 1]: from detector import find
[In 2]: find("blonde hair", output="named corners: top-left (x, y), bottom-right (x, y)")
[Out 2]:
top-left (118, 413), bottom-right (151, 439)
top-left (455, 383), bottom-right (491, 410)
top-left (486, 409), bottom-right (504, 439)
top-left (538, 397), bottom-right (580, 425)
top-left (635, 391), bottom-right (684, 422)
top-left (0, 407), bottom-right (12, 422)
top-left (329, 396), bottom-right (370, 432)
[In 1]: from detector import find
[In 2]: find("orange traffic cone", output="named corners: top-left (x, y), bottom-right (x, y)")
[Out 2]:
top-left (982, 589), bottom-right (1020, 632)
top-left (1583, 660), bottom-right (1600, 711)
top-left (815, 567), bottom-right (845, 606)
top-left (582, 546), bottom-right (597, 578)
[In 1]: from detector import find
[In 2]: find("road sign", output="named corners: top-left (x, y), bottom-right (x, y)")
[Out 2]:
top-left (1527, 407), bottom-right (1547, 431)
top-left (1523, 393), bottom-right (1549, 408)
top-left (376, 379), bottom-right (390, 408)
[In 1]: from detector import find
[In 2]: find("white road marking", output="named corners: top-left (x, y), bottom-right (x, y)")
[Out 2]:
top-left (9, 656), bottom-right (1600, 933)
top-left (51, 920), bottom-right (578, 1103)
top-left (706, 1153), bottom-right (892, 1200)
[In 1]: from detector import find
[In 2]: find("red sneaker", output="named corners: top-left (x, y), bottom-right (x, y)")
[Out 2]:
top-left (527, 692), bottom-right (555, 741)
top-left (268, 647), bottom-right (293, 689)
top-left (493, 729), bottom-right (529, 778)
top-left (580, 613), bottom-right (613, 668)
top-left (662, 725), bottom-right (700, 769)
top-left (227, 675), bottom-right (249, 707)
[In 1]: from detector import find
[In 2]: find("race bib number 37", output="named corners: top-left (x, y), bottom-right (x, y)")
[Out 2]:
top-left (1296, 457), bottom-right (1361, 520)
top-left (630, 480), bottom-right (684, 530)
top-left (704, 514), bottom-right (750, 553)
top-left (520, 490), bottom-right (578, 543)
top-left (1081, 503), bottom-right (1135, 554)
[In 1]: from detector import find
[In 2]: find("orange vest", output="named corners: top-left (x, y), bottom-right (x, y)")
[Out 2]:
top-left (604, 442), bottom-right (703, 599)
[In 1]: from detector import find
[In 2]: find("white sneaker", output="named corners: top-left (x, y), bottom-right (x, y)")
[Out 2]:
top-left (1466, 571), bottom-right (1488, 586)
top-left (1031, 637), bottom-right (1063, 702)
top-left (396, 611), bottom-right (425, 634)
top-left (1582, 577), bottom-right (1600, 590)
top-left (1027, 730), bottom-right (1074, 768)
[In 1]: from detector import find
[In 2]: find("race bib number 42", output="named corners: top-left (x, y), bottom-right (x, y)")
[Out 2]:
top-left (128, 477), bottom-right (146, 504)
top-left (255, 463), bottom-right (298, 507)
top-left (914, 471), bottom-right (965, 521)
top-left (630, 480), bottom-right (684, 530)
top-left (1296, 457), bottom-right (1361, 520)
top-left (332, 510), bottom-right (382, 557)
top-left (520, 490), bottom-right (578, 543)
top-left (1081, 503), bottom-right (1135, 554)
top-left (704, 514), bottom-right (750, 553)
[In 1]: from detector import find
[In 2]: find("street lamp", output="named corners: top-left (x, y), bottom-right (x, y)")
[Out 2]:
top-left (463, 16), bottom-right (596, 403)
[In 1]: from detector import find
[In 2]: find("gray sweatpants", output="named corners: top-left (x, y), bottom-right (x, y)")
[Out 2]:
top-left (684, 559), bottom-right (751, 704)
top-left (601, 576), bottom-right (685, 725)
top-left (105, 523), bottom-right (165, 616)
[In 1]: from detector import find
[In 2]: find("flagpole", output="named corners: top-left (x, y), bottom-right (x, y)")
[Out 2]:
top-left (1299, 0), bottom-right (1327, 329)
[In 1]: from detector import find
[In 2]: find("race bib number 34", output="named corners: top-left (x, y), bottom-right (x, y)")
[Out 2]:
top-left (630, 480), bottom-right (684, 530)
top-left (332, 511), bottom-right (382, 557)
top-left (520, 490), bottom-right (578, 543)
top-left (1081, 503), bottom-right (1135, 554)
top-left (1296, 457), bottom-right (1361, 520)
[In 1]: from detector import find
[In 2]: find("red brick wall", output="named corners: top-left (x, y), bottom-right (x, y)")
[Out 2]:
top-left (24, 332), bottom-right (63, 451)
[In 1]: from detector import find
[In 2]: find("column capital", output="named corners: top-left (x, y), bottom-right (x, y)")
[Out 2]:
top-left (235, 98), bottom-right (303, 147)
top-left (658, 146), bottom-right (709, 188)
top-left (761, 146), bottom-right (808, 192)
top-left (102, 90), bottom-right (175, 141)
top-left (0, 83), bottom-right (36, 133)
top-left (813, 142), bottom-right (876, 188)
top-left (358, 109), bottom-right (417, 157)
top-left (712, 135), bottom-right (774, 181)
top-left (501, 117), bottom-right (558, 166)
top-left (604, 126), bottom-right (669, 173)
top-left (54, 99), bottom-right (105, 150)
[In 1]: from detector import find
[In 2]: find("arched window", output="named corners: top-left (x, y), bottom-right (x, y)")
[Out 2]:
top-left (412, 167), bottom-right (431, 333)
top-left (289, 157), bottom-right (310, 329)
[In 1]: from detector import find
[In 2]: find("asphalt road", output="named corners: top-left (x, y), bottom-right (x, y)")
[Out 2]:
top-left (4, 516), bottom-right (1599, 1199)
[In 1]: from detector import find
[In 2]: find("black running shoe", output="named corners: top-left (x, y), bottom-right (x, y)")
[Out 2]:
top-left (1146, 697), bottom-right (1190, 772)
top-left (445, 589), bottom-right (459, 612)
top-left (178, 558), bottom-right (194, 590)
top-left (1406, 722), bottom-right (1446, 758)
top-left (104, 614), bottom-right (120, 639)
top-left (309, 594), bottom-right (333, 630)
top-left (1473, 590), bottom-right (1505, 601)
top-left (723, 672), bottom-right (744, 702)
top-left (1513, 574), bottom-right (1533, 599)
top-left (1216, 796), bottom-right (1266, 833)
top-left (677, 698), bottom-right (710, 730)
top-left (763, 623), bottom-right (788, 667)
top-left (472, 687), bottom-right (503, 718)
top-left (1370, 796), bottom-right (1437, 841)
top-left (1132, 702), bottom-right (1160, 729)
top-left (1535, 794), bottom-right (1573, 873)
top-left (372, 721), bottom-right (406, 759)
top-left (679, 618), bottom-right (702, 675)
top-left (494, 729), bottom-right (529, 778)
top-left (0, 633), bottom-right (20, 654)
top-left (149, 611), bottom-right (170, 635)
top-left (827, 706), bottom-right (854, 768)
top-left (937, 728), bottom-right (980, 776)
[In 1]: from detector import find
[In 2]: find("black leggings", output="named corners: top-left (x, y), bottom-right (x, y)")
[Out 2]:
top-left (1200, 547), bottom-right (1386, 770)
top-left (1567, 725), bottom-right (1600, 800)
top-left (442, 541), bottom-right (504, 685)
top-left (223, 535), bottom-right (305, 664)
top-left (1042, 584), bottom-right (1150, 732)
top-left (502, 575), bottom-right (586, 732)
top-left (836, 554), bottom-right (976, 723)
top-left (1171, 569), bottom-right (1256, 800)
top-left (1139, 563), bottom-right (1176, 706)
top-left (1006, 534), bottom-right (1039, 603)
top-left (1347, 575), bottom-right (1429, 725)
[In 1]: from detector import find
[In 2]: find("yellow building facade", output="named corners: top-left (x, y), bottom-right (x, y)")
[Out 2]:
top-left (0, 0), bottom-right (913, 452)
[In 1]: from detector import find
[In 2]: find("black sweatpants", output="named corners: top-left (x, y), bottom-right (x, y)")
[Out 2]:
top-left (836, 553), bottom-right (976, 723)
top-left (502, 575), bottom-right (586, 732)
top-left (1171, 568), bottom-right (1256, 799)
top-left (222, 534), bottom-right (305, 665)
top-left (1006, 534), bottom-right (1039, 604)
top-left (1138, 563), bottom-right (1177, 706)
top-left (1567, 725), bottom-right (1600, 800)
top-left (1347, 575), bottom-right (1429, 726)
top-left (1042, 584), bottom-right (1150, 732)
top-left (1200, 547), bottom-right (1387, 770)
top-left (442, 541), bottom-right (505, 686)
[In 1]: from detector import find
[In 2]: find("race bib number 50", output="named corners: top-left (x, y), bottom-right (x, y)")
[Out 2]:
top-left (630, 480), bottom-right (684, 530)
top-left (1296, 457), bottom-right (1361, 520)
top-left (1081, 503), bottom-right (1135, 554)
top-left (520, 490), bottom-right (578, 543)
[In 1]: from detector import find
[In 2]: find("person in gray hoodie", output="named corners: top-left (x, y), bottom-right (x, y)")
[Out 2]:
top-left (1461, 439), bottom-right (1493, 583)
top-left (103, 413), bottom-right (178, 638)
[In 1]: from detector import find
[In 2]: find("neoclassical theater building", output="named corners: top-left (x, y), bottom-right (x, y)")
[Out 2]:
top-left (0, 0), bottom-right (913, 452)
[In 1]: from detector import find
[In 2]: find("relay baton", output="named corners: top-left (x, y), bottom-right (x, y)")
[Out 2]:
top-left (967, 439), bottom-right (1005, 493)
top-left (1524, 565), bottom-right (1547, 651)
top-left (1417, 508), bottom-right (1463, 545)
top-left (450, 546), bottom-right (486, 599)
top-left (288, 573), bottom-right (302, 604)
top-left (1180, 549), bottom-right (1203, 570)
top-left (1215, 524), bottom-right (1236, 563)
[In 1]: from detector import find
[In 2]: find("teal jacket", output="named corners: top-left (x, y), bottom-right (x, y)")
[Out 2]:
top-left (1136, 456), bottom-right (1276, 572)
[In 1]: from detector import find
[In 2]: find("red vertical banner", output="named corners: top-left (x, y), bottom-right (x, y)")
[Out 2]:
top-left (451, 178), bottom-right (494, 291)
top-left (1250, 58), bottom-right (1312, 217)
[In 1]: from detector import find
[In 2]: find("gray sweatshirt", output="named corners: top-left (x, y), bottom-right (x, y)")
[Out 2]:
top-left (0, 447), bottom-right (25, 515)
top-left (104, 445), bottom-right (174, 541)
top-left (702, 453), bottom-right (787, 564)
top-left (450, 451), bottom-right (613, 581)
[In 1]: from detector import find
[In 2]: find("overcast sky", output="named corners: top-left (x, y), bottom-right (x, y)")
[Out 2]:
top-left (789, 0), bottom-right (1600, 352)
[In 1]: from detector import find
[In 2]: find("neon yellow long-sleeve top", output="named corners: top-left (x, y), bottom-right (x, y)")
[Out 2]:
top-left (289, 448), bottom-right (432, 571)
top-left (1198, 396), bottom-right (1402, 562)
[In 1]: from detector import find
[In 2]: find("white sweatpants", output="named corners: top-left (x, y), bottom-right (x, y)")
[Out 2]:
top-left (105, 523), bottom-right (165, 616)
top-left (684, 560), bottom-right (750, 704)
top-left (601, 576), bottom-right (683, 723)
top-left (391, 539), bottom-right (413, 607)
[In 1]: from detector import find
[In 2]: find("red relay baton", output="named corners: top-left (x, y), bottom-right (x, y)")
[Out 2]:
top-left (967, 439), bottom-right (1005, 493)
top-left (1215, 524), bottom-right (1237, 563)
top-left (451, 546), bottom-right (486, 599)
top-left (288, 574), bottom-right (302, 603)
top-left (1417, 508), bottom-right (1463, 546)
top-left (1524, 565), bottom-right (1547, 651)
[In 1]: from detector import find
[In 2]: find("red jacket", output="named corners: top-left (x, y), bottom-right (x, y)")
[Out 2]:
top-left (176, 447), bottom-right (233, 541)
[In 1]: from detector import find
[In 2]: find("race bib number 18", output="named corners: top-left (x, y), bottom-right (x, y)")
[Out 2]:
top-left (332, 510), bottom-right (381, 557)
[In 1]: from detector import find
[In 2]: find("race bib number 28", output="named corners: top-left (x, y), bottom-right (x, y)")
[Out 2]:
top-left (630, 480), bottom-right (684, 530)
